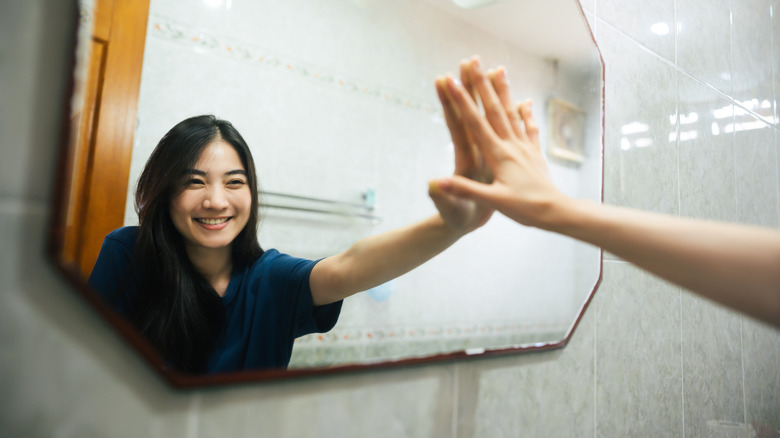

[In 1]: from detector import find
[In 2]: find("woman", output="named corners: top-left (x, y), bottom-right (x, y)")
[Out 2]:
top-left (89, 115), bottom-right (492, 374)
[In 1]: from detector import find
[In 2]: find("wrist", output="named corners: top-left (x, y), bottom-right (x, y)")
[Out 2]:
top-left (535, 193), bottom-right (582, 234)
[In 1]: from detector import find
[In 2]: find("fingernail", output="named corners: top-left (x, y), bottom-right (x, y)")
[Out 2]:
top-left (498, 66), bottom-right (509, 83)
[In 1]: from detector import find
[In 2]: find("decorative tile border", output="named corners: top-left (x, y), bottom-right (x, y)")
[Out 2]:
top-left (148, 14), bottom-right (443, 116)
top-left (293, 320), bottom-right (572, 348)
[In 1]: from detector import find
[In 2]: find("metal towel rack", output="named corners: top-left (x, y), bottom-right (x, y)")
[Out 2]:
top-left (260, 190), bottom-right (381, 222)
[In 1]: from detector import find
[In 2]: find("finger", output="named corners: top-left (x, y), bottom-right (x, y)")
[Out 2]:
top-left (468, 57), bottom-right (514, 139)
top-left (518, 99), bottom-right (541, 149)
top-left (488, 67), bottom-right (524, 140)
top-left (460, 59), bottom-right (478, 104)
top-left (429, 176), bottom-right (497, 207)
top-left (436, 76), bottom-right (478, 175)
top-left (444, 75), bottom-right (507, 166)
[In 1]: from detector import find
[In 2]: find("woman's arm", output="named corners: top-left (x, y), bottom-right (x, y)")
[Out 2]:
top-left (309, 61), bottom-right (494, 306)
top-left (429, 56), bottom-right (780, 327)
top-left (309, 214), bottom-right (465, 306)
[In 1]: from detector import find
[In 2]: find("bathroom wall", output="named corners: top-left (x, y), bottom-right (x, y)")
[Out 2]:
top-left (0, 0), bottom-right (778, 437)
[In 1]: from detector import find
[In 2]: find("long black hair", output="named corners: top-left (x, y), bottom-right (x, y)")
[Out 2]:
top-left (129, 115), bottom-right (263, 373)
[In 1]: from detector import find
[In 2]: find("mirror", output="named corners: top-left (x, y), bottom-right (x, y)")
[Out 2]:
top-left (51, 0), bottom-right (603, 386)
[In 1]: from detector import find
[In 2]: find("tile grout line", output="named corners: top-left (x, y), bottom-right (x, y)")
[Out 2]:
top-left (452, 365), bottom-right (459, 438)
top-left (740, 316), bottom-right (748, 433)
top-left (596, 15), bottom-right (777, 128)
top-left (592, 6), bottom-right (599, 437)
top-left (674, 2), bottom-right (687, 435)
top-left (592, 2), bottom-right (599, 436)
top-left (772, 0), bottom-right (780, 226)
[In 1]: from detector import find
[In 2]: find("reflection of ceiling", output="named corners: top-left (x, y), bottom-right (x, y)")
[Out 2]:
top-left (421, 0), bottom-right (596, 66)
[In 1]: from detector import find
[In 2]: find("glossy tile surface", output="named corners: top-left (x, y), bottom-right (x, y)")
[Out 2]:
top-left (597, 0), bottom-right (675, 61)
top-left (461, 300), bottom-right (596, 438)
top-left (677, 73), bottom-right (738, 222)
top-left (742, 317), bottom-right (780, 431)
top-left (681, 293), bottom-right (746, 438)
top-left (677, 0), bottom-right (733, 96)
top-left (594, 262), bottom-right (683, 436)
top-left (599, 22), bottom-right (679, 215)
top-left (734, 115), bottom-right (778, 226)
top-left (732, 0), bottom-right (775, 125)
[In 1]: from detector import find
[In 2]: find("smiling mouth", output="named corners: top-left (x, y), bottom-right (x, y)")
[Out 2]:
top-left (195, 217), bottom-right (231, 225)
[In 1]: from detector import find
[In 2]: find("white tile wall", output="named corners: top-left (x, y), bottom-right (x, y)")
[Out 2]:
top-left (1, 0), bottom-right (778, 437)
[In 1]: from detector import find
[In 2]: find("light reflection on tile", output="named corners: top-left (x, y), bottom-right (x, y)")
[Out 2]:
top-left (677, 0), bottom-right (733, 96)
top-left (732, 0), bottom-right (775, 125)
top-left (678, 73), bottom-right (738, 222)
top-left (596, 20), bottom-right (678, 261)
top-left (596, 0), bottom-right (675, 61)
top-left (598, 23), bottom-right (679, 215)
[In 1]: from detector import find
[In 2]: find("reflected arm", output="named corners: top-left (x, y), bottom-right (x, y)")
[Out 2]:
top-left (309, 214), bottom-right (464, 306)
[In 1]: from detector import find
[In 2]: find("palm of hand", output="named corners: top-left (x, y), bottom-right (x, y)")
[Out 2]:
top-left (429, 134), bottom-right (495, 233)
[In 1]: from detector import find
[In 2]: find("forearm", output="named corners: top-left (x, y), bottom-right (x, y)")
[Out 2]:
top-left (310, 214), bottom-right (463, 305)
top-left (550, 198), bottom-right (780, 326)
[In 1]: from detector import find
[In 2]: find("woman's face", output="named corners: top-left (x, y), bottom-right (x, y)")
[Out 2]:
top-left (169, 139), bottom-right (252, 254)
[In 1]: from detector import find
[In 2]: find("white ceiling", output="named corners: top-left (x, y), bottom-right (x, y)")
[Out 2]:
top-left (419, 0), bottom-right (599, 66)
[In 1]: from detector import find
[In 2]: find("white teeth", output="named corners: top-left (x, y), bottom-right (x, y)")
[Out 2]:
top-left (197, 217), bottom-right (229, 225)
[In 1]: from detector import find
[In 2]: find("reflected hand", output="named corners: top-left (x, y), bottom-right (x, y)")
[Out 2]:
top-left (428, 58), bottom-right (496, 233)
top-left (430, 56), bottom-right (565, 229)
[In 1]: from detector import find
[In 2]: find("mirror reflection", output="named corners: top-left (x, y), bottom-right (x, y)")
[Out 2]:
top-left (62, 0), bottom-right (603, 377)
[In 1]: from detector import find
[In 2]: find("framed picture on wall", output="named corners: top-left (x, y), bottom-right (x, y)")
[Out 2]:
top-left (547, 98), bottom-right (585, 164)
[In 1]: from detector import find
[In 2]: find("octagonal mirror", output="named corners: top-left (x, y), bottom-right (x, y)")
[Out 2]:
top-left (51, 0), bottom-right (603, 386)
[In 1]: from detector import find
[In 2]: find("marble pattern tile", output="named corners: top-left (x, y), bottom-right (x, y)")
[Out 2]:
top-left (775, 0), bottom-right (780, 126)
top-left (732, 0), bottom-right (775, 125)
top-left (460, 297), bottom-right (596, 438)
top-left (734, 116), bottom-right (778, 227)
top-left (741, 316), bottom-right (780, 431)
top-left (196, 368), bottom-right (455, 438)
top-left (678, 73), bottom-right (738, 222)
top-left (598, 22), bottom-right (679, 215)
top-left (595, 261), bottom-right (683, 436)
top-left (596, 0), bottom-right (676, 62)
top-left (680, 293), bottom-right (747, 438)
top-left (676, 0), bottom-right (733, 96)
top-left (596, 20), bottom-right (678, 261)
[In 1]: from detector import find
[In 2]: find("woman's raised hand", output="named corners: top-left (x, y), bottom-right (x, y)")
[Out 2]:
top-left (427, 58), bottom-right (496, 233)
top-left (429, 56), bottom-right (567, 230)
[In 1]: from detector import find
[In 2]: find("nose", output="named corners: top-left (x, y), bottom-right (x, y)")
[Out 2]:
top-left (202, 186), bottom-right (229, 210)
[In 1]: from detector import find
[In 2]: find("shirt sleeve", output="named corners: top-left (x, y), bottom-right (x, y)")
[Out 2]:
top-left (267, 253), bottom-right (343, 338)
top-left (87, 229), bottom-right (137, 315)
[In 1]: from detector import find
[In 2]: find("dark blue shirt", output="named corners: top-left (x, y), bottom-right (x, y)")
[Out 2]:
top-left (88, 226), bottom-right (342, 373)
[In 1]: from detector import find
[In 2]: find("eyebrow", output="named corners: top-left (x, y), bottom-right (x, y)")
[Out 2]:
top-left (186, 169), bottom-right (247, 176)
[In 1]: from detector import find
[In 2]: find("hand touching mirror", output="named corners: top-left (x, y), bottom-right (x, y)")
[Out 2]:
top-left (433, 57), bottom-right (780, 328)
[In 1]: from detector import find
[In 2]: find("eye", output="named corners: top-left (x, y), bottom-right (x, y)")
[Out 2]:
top-left (227, 179), bottom-right (246, 187)
top-left (188, 178), bottom-right (205, 186)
